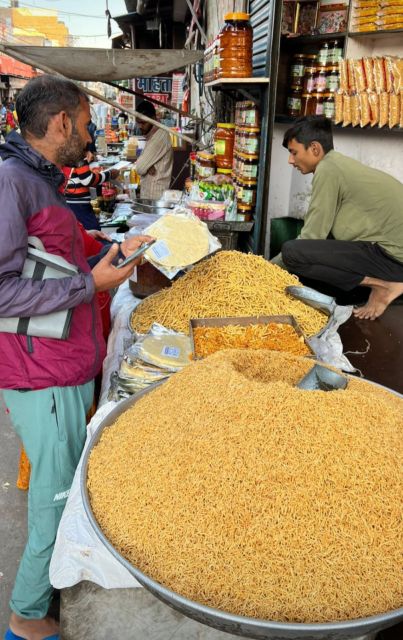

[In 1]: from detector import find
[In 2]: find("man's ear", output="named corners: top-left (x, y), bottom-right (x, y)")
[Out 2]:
top-left (50, 111), bottom-right (71, 140)
top-left (310, 141), bottom-right (323, 157)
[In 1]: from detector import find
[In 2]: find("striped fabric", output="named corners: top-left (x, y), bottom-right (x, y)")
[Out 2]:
top-left (65, 163), bottom-right (111, 204)
top-left (136, 126), bottom-right (173, 200)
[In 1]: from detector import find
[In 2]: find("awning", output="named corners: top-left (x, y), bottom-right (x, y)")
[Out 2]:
top-left (0, 46), bottom-right (203, 81)
top-left (8, 77), bottom-right (28, 89)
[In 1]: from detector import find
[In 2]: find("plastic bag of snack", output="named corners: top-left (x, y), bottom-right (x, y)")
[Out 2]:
top-left (334, 91), bottom-right (344, 124)
top-left (378, 7), bottom-right (403, 15)
top-left (368, 92), bottom-right (380, 126)
top-left (339, 59), bottom-right (349, 93)
top-left (348, 59), bottom-right (356, 93)
top-left (376, 15), bottom-right (403, 25)
top-left (363, 57), bottom-right (375, 91)
top-left (351, 94), bottom-right (361, 127)
top-left (359, 92), bottom-right (371, 127)
top-left (373, 58), bottom-right (386, 94)
top-left (353, 58), bottom-right (367, 92)
top-left (342, 94), bottom-right (352, 126)
top-left (392, 57), bottom-right (403, 93)
top-left (389, 93), bottom-right (400, 128)
top-left (379, 92), bottom-right (389, 128)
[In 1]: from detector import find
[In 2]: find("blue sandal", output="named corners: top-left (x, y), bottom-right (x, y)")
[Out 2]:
top-left (4, 630), bottom-right (59, 640)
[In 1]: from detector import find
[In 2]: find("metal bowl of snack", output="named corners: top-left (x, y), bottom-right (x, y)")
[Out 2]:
top-left (81, 375), bottom-right (403, 640)
top-left (131, 198), bottom-right (178, 216)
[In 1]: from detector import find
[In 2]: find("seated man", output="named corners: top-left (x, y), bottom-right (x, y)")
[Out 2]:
top-left (135, 100), bottom-right (173, 200)
top-left (274, 116), bottom-right (403, 320)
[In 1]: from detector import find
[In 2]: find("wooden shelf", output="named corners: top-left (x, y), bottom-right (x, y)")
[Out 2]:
top-left (348, 28), bottom-right (403, 38)
top-left (205, 77), bottom-right (270, 88)
top-left (275, 114), bottom-right (403, 134)
top-left (281, 32), bottom-right (347, 45)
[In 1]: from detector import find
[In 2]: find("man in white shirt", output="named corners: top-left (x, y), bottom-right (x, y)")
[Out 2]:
top-left (135, 100), bottom-right (173, 200)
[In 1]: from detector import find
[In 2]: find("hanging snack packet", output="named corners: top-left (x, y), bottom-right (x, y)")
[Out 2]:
top-left (379, 92), bottom-right (390, 128)
top-left (335, 91), bottom-right (344, 124)
top-left (342, 94), bottom-right (352, 126)
top-left (389, 93), bottom-right (400, 128)
top-left (363, 57), bottom-right (375, 91)
top-left (368, 92), bottom-right (380, 126)
top-left (359, 91), bottom-right (371, 127)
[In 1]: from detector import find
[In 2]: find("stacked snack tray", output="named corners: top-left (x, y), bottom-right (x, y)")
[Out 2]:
top-left (335, 56), bottom-right (403, 128)
top-left (351, 0), bottom-right (403, 32)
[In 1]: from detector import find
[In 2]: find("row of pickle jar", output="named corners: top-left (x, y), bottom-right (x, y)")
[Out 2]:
top-left (187, 103), bottom-right (261, 222)
top-left (203, 12), bottom-right (253, 81)
top-left (286, 41), bottom-right (342, 119)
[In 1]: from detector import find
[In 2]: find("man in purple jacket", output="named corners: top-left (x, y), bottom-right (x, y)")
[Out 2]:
top-left (0, 75), bottom-right (148, 640)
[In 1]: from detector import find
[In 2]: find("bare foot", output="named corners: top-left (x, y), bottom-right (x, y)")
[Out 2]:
top-left (9, 612), bottom-right (59, 640)
top-left (353, 279), bottom-right (403, 320)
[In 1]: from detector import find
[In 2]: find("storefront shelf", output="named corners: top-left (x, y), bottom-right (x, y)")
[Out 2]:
top-left (205, 77), bottom-right (270, 88)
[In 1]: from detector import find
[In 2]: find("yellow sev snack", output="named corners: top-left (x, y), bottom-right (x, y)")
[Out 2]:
top-left (193, 322), bottom-right (311, 358)
top-left (130, 251), bottom-right (327, 337)
top-left (88, 350), bottom-right (403, 624)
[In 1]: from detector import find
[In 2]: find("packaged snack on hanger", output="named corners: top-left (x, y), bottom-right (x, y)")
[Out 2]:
top-left (389, 93), bottom-right (401, 128)
top-left (379, 92), bottom-right (390, 127)
top-left (359, 92), bottom-right (371, 127)
top-left (363, 57), bottom-right (375, 91)
top-left (368, 92), bottom-right (380, 126)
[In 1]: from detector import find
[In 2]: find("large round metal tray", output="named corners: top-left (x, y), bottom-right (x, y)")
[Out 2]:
top-left (81, 380), bottom-right (403, 640)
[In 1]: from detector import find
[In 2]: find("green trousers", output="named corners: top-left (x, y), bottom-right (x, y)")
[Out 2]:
top-left (2, 382), bottom-right (94, 619)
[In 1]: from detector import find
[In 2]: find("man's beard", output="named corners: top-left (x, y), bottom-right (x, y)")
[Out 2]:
top-left (56, 121), bottom-right (86, 167)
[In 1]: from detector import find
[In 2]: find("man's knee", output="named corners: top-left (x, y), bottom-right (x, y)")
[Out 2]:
top-left (282, 239), bottom-right (301, 267)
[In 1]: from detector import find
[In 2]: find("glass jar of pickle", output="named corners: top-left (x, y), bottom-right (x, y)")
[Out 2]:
top-left (290, 53), bottom-right (307, 88)
top-left (326, 66), bottom-right (340, 92)
top-left (315, 93), bottom-right (327, 116)
top-left (238, 177), bottom-right (257, 206)
top-left (196, 152), bottom-right (215, 179)
top-left (214, 123), bottom-right (235, 170)
top-left (303, 66), bottom-right (317, 93)
top-left (286, 86), bottom-right (303, 117)
top-left (301, 93), bottom-right (317, 116)
top-left (238, 151), bottom-right (259, 179)
top-left (236, 203), bottom-right (253, 222)
top-left (315, 66), bottom-right (327, 92)
top-left (324, 94), bottom-right (335, 119)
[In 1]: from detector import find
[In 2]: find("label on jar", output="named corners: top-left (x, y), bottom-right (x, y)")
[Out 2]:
top-left (327, 75), bottom-right (339, 92)
top-left (330, 49), bottom-right (342, 64)
top-left (287, 96), bottom-right (302, 111)
top-left (316, 74), bottom-right (327, 92)
top-left (198, 165), bottom-right (215, 178)
top-left (315, 102), bottom-right (324, 116)
top-left (241, 188), bottom-right (254, 205)
top-left (291, 64), bottom-right (305, 77)
top-left (244, 139), bottom-right (259, 154)
top-left (241, 164), bottom-right (258, 179)
top-left (305, 77), bottom-right (315, 92)
top-left (215, 140), bottom-right (226, 156)
top-left (245, 109), bottom-right (258, 125)
top-left (323, 102), bottom-right (335, 119)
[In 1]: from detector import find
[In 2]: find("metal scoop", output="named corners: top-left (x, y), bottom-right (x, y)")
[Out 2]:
top-left (297, 364), bottom-right (348, 391)
top-left (286, 286), bottom-right (336, 316)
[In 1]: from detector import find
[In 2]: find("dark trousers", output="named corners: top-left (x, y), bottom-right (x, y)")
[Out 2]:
top-left (68, 202), bottom-right (101, 231)
top-left (282, 240), bottom-right (403, 291)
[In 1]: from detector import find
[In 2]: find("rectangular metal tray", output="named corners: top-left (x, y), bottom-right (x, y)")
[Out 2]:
top-left (189, 314), bottom-right (314, 359)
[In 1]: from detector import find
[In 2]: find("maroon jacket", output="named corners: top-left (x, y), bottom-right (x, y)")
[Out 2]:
top-left (0, 131), bottom-right (106, 389)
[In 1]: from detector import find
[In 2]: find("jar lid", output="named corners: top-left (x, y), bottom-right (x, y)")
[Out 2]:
top-left (304, 67), bottom-right (317, 73)
top-left (224, 12), bottom-right (250, 20)
top-left (237, 151), bottom-right (259, 160)
top-left (305, 54), bottom-right (318, 59)
top-left (237, 203), bottom-right (253, 211)
top-left (327, 66), bottom-right (339, 72)
top-left (216, 123), bottom-right (236, 129)
top-left (323, 93), bottom-right (332, 98)
top-left (217, 168), bottom-right (232, 174)
top-left (238, 178), bottom-right (257, 185)
top-left (293, 53), bottom-right (305, 59)
top-left (237, 126), bottom-right (260, 133)
top-left (197, 152), bottom-right (215, 159)
top-left (302, 93), bottom-right (315, 98)
top-left (290, 85), bottom-right (303, 92)
top-left (316, 66), bottom-right (327, 72)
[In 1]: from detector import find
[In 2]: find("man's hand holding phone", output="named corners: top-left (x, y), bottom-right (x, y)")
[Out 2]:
top-left (92, 235), bottom-right (155, 291)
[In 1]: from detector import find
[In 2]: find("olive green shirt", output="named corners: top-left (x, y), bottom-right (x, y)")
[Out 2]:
top-left (299, 150), bottom-right (403, 263)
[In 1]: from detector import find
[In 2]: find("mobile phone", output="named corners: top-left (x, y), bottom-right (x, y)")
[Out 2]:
top-left (116, 239), bottom-right (156, 269)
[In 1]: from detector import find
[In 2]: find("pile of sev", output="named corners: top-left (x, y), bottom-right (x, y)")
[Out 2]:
top-left (193, 322), bottom-right (311, 358)
top-left (130, 250), bottom-right (327, 337)
top-left (88, 350), bottom-right (403, 623)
